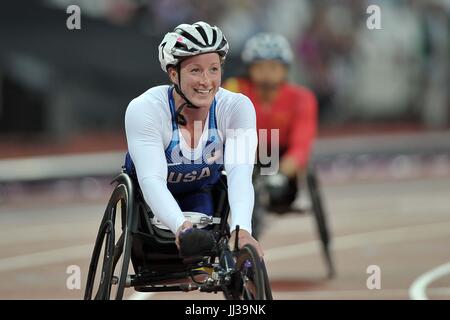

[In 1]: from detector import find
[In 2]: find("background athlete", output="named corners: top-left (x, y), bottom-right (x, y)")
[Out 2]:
top-left (224, 32), bottom-right (318, 214)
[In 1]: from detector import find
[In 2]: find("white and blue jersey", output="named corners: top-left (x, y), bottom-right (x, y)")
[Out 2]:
top-left (125, 85), bottom-right (257, 234)
top-left (164, 87), bottom-right (223, 195)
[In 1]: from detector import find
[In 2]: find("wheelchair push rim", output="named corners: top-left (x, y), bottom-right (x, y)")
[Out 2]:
top-left (84, 219), bottom-right (115, 300)
top-left (84, 183), bottom-right (133, 300)
top-left (229, 244), bottom-right (271, 300)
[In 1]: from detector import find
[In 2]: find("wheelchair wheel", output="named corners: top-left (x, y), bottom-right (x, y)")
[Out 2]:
top-left (229, 244), bottom-right (272, 300)
top-left (261, 260), bottom-right (273, 300)
top-left (251, 189), bottom-right (267, 240)
top-left (84, 183), bottom-right (133, 300)
top-left (307, 167), bottom-right (335, 279)
top-left (252, 176), bottom-right (270, 240)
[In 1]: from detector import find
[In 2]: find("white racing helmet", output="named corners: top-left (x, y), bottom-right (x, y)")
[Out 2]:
top-left (241, 32), bottom-right (293, 65)
top-left (158, 21), bottom-right (229, 72)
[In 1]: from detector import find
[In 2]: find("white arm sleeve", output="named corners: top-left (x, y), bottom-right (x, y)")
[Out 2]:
top-left (223, 94), bottom-right (258, 234)
top-left (125, 97), bottom-right (186, 234)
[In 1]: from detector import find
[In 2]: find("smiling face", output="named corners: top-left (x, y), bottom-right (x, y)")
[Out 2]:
top-left (169, 52), bottom-right (222, 109)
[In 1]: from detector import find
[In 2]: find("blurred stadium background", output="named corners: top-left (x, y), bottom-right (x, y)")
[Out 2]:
top-left (0, 0), bottom-right (449, 300)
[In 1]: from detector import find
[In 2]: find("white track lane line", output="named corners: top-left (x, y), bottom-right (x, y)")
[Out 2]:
top-left (1, 221), bottom-right (449, 271)
top-left (274, 287), bottom-right (450, 299)
top-left (264, 221), bottom-right (450, 261)
top-left (0, 243), bottom-right (155, 300)
top-left (0, 244), bottom-right (92, 272)
top-left (130, 220), bottom-right (450, 300)
top-left (1, 221), bottom-right (450, 299)
top-left (409, 261), bottom-right (450, 300)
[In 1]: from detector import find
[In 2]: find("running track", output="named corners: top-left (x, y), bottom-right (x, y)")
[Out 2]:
top-left (0, 175), bottom-right (449, 300)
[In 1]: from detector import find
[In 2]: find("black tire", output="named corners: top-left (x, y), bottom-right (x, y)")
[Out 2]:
top-left (307, 168), bottom-right (335, 279)
top-left (251, 190), bottom-right (266, 240)
top-left (84, 183), bottom-right (133, 300)
top-left (252, 176), bottom-right (269, 240)
top-left (229, 244), bottom-right (271, 300)
top-left (261, 260), bottom-right (273, 300)
top-left (83, 219), bottom-right (115, 300)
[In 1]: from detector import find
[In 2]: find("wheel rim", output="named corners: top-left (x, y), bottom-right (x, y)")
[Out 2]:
top-left (232, 245), bottom-right (265, 300)
top-left (84, 184), bottom-right (132, 300)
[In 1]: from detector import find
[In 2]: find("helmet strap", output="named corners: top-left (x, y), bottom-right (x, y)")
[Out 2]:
top-left (173, 64), bottom-right (199, 126)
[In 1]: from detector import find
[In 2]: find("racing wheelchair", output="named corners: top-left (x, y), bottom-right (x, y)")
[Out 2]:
top-left (84, 167), bottom-right (272, 300)
top-left (252, 164), bottom-right (335, 279)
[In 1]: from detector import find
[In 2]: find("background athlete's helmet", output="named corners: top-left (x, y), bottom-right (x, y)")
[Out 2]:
top-left (158, 21), bottom-right (229, 72)
top-left (241, 32), bottom-right (293, 65)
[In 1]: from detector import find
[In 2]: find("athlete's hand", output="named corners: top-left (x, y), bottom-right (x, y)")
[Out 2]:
top-left (175, 220), bottom-right (194, 250)
top-left (229, 229), bottom-right (264, 259)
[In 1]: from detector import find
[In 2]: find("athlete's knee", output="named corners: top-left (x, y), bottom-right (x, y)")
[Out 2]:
top-left (258, 172), bottom-right (297, 212)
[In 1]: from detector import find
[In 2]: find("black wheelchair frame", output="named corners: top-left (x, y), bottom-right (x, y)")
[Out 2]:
top-left (84, 170), bottom-right (272, 300)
